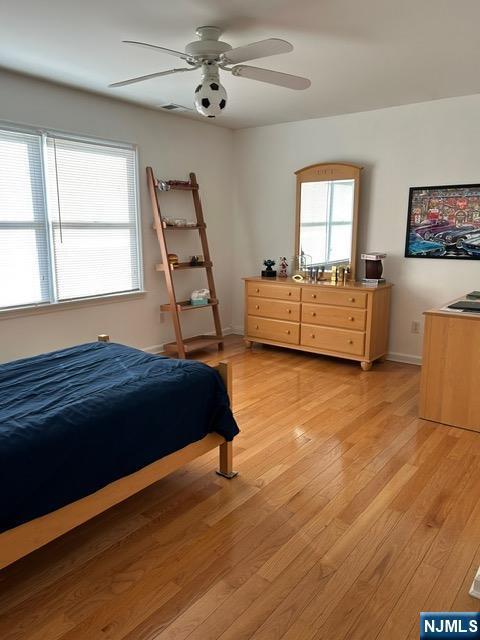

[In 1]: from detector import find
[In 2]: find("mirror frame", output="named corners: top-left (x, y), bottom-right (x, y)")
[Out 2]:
top-left (294, 162), bottom-right (362, 280)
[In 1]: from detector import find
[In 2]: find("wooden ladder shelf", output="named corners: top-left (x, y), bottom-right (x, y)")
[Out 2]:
top-left (146, 167), bottom-right (223, 358)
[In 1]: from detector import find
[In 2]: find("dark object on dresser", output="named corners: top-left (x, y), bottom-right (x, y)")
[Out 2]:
top-left (262, 258), bottom-right (277, 278)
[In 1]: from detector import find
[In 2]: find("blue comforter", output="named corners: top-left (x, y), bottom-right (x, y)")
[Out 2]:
top-left (0, 342), bottom-right (239, 533)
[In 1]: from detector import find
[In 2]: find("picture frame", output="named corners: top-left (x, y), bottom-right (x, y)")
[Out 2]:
top-left (405, 183), bottom-right (480, 259)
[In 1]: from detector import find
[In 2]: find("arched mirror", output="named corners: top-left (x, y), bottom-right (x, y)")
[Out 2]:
top-left (294, 163), bottom-right (361, 279)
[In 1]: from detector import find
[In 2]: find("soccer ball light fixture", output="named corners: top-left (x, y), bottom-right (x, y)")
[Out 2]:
top-left (110, 26), bottom-right (310, 118)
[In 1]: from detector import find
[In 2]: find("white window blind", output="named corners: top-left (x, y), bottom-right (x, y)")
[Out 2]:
top-left (0, 126), bottom-right (141, 311)
top-left (0, 130), bottom-right (49, 308)
top-left (46, 137), bottom-right (140, 301)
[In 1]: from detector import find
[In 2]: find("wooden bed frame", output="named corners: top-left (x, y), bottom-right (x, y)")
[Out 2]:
top-left (0, 353), bottom-right (237, 571)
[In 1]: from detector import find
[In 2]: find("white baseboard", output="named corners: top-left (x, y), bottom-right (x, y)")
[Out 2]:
top-left (231, 327), bottom-right (421, 366)
top-left (386, 352), bottom-right (422, 366)
top-left (232, 325), bottom-right (244, 335)
top-left (143, 343), bottom-right (165, 354)
top-left (143, 326), bottom-right (234, 355)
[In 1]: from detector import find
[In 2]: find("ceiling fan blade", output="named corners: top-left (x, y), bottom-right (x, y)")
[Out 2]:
top-left (231, 65), bottom-right (311, 90)
top-left (222, 38), bottom-right (293, 65)
top-left (123, 40), bottom-right (190, 61)
top-left (109, 68), bottom-right (192, 88)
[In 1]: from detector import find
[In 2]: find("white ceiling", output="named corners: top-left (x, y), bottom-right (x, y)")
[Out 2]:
top-left (1, 0), bottom-right (480, 129)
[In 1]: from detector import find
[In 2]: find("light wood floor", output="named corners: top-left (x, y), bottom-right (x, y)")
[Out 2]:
top-left (1, 335), bottom-right (480, 640)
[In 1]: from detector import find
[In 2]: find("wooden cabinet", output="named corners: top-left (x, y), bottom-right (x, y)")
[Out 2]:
top-left (247, 316), bottom-right (300, 345)
top-left (300, 324), bottom-right (366, 356)
top-left (301, 287), bottom-right (367, 308)
top-left (243, 277), bottom-right (392, 370)
top-left (247, 297), bottom-right (300, 322)
top-left (420, 302), bottom-right (480, 432)
top-left (246, 281), bottom-right (300, 301)
top-left (301, 303), bottom-right (367, 331)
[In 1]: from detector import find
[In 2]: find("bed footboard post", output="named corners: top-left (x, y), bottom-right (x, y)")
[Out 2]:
top-left (214, 361), bottom-right (237, 479)
top-left (216, 361), bottom-right (231, 398)
top-left (216, 441), bottom-right (238, 479)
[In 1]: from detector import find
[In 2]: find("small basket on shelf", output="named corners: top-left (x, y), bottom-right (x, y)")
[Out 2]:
top-left (190, 288), bottom-right (210, 307)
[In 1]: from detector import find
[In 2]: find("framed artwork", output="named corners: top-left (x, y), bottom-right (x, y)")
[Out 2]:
top-left (405, 184), bottom-right (480, 259)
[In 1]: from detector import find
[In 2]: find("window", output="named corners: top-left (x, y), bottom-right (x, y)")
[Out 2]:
top-left (299, 179), bottom-right (354, 266)
top-left (0, 125), bottom-right (141, 311)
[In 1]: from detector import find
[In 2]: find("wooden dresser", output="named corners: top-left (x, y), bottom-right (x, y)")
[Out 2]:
top-left (420, 300), bottom-right (480, 432)
top-left (243, 276), bottom-right (392, 370)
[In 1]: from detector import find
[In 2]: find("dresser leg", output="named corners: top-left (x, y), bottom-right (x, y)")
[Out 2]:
top-left (361, 361), bottom-right (373, 371)
top-left (244, 339), bottom-right (253, 348)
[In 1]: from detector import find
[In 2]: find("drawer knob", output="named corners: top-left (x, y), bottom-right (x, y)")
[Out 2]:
top-left (255, 325), bottom-right (259, 329)
top-left (286, 330), bottom-right (291, 335)
top-left (348, 316), bottom-right (354, 321)
top-left (312, 294), bottom-right (317, 299)
top-left (312, 312), bottom-right (316, 317)
top-left (348, 339), bottom-right (353, 344)
top-left (348, 297), bottom-right (355, 302)
top-left (256, 288), bottom-right (260, 293)
top-left (255, 305), bottom-right (260, 309)
top-left (288, 291), bottom-right (292, 296)
top-left (311, 334), bottom-right (315, 339)
top-left (287, 309), bottom-right (292, 314)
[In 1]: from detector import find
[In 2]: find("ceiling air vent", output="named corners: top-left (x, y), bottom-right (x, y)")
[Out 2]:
top-left (159, 103), bottom-right (193, 112)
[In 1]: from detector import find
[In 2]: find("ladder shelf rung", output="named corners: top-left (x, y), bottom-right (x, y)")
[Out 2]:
top-left (164, 335), bottom-right (223, 355)
top-left (155, 223), bottom-right (206, 230)
top-left (160, 299), bottom-right (218, 312)
top-left (168, 184), bottom-right (198, 191)
top-left (155, 261), bottom-right (213, 272)
top-left (155, 181), bottom-right (198, 191)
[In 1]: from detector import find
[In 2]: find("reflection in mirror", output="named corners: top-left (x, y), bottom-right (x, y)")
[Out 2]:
top-left (295, 163), bottom-right (361, 279)
top-left (299, 179), bottom-right (355, 268)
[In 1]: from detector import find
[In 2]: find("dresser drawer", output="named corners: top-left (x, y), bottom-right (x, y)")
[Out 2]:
top-left (247, 297), bottom-right (300, 322)
top-left (302, 303), bottom-right (367, 331)
top-left (247, 316), bottom-right (299, 345)
top-left (301, 287), bottom-right (367, 309)
top-left (247, 281), bottom-right (301, 301)
top-left (301, 324), bottom-right (365, 356)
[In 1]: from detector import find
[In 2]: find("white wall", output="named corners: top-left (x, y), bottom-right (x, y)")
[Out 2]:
top-left (0, 70), bottom-right (234, 363)
top-left (232, 94), bottom-right (480, 363)
top-left (2, 71), bottom-right (480, 366)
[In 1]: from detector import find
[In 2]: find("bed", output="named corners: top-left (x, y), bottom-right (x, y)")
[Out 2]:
top-left (0, 340), bottom-right (239, 569)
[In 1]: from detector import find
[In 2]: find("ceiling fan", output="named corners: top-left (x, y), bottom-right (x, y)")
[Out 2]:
top-left (109, 26), bottom-right (311, 118)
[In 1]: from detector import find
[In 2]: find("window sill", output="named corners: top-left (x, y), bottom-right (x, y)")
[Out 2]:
top-left (0, 290), bottom-right (147, 321)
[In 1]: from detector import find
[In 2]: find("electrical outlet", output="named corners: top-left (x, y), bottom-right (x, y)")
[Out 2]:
top-left (411, 321), bottom-right (420, 334)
